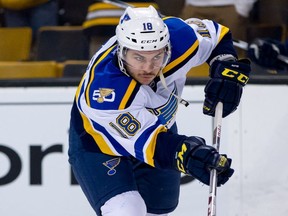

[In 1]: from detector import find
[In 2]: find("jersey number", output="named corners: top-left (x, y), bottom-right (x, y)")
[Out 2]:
top-left (143, 22), bottom-right (153, 31)
top-left (116, 113), bottom-right (141, 136)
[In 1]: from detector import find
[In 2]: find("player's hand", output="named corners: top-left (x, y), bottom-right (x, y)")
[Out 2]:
top-left (203, 59), bottom-right (251, 118)
top-left (247, 38), bottom-right (287, 69)
top-left (174, 136), bottom-right (234, 186)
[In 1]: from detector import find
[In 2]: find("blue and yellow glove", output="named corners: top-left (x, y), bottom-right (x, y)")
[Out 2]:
top-left (203, 59), bottom-right (251, 118)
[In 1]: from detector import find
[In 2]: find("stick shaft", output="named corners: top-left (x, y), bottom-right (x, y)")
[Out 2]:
top-left (207, 102), bottom-right (223, 216)
top-left (101, 0), bottom-right (165, 17)
top-left (102, 0), bottom-right (134, 9)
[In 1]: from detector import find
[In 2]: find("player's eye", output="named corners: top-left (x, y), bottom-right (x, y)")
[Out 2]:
top-left (134, 56), bottom-right (144, 62)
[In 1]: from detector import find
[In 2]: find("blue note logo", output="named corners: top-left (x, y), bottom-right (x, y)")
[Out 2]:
top-left (103, 158), bottom-right (121, 176)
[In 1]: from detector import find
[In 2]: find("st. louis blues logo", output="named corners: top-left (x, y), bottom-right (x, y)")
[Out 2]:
top-left (102, 158), bottom-right (121, 176)
top-left (120, 13), bottom-right (130, 24)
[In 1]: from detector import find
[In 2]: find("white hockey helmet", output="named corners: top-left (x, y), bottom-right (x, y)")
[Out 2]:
top-left (116, 5), bottom-right (170, 51)
top-left (116, 5), bottom-right (171, 75)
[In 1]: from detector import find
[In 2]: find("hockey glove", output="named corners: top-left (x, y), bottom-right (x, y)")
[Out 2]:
top-left (175, 136), bottom-right (234, 186)
top-left (203, 59), bottom-right (251, 117)
top-left (247, 38), bottom-right (287, 69)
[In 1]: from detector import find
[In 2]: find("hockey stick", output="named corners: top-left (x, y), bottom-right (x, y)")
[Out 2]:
top-left (233, 39), bottom-right (288, 64)
top-left (102, 0), bottom-right (134, 9)
top-left (207, 102), bottom-right (223, 216)
top-left (101, 0), bottom-right (165, 17)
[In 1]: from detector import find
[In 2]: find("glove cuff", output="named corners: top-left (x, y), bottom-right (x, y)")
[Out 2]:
top-left (209, 54), bottom-right (237, 67)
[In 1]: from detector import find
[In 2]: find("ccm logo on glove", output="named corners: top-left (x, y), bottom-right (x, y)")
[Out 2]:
top-left (176, 143), bottom-right (187, 173)
top-left (221, 68), bottom-right (249, 85)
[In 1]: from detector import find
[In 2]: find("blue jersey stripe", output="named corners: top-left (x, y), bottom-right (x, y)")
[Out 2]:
top-left (134, 121), bottom-right (162, 162)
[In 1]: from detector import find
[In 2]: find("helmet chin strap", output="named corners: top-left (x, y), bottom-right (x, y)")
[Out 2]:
top-left (158, 42), bottom-right (189, 107)
top-left (158, 70), bottom-right (189, 107)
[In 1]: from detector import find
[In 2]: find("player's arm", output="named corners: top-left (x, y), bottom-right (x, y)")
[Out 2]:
top-left (185, 18), bottom-right (251, 117)
top-left (197, 20), bottom-right (251, 117)
top-left (153, 130), bottom-right (234, 186)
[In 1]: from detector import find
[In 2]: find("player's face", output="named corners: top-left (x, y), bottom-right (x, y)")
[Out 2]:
top-left (124, 48), bottom-right (166, 85)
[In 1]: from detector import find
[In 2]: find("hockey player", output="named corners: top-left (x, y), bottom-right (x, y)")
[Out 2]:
top-left (68, 5), bottom-right (251, 216)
